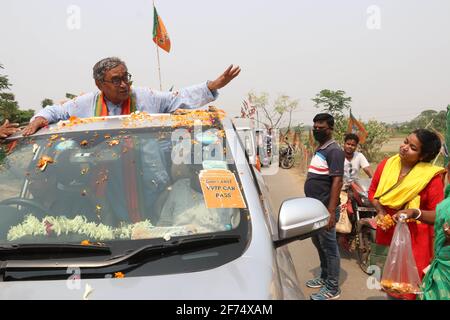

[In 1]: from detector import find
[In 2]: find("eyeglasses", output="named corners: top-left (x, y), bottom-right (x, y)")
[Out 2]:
top-left (102, 73), bottom-right (132, 86)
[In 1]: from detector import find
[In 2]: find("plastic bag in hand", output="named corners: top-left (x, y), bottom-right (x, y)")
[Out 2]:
top-left (380, 215), bottom-right (422, 295)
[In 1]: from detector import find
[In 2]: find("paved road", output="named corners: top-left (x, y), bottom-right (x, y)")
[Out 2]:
top-left (262, 166), bottom-right (385, 300)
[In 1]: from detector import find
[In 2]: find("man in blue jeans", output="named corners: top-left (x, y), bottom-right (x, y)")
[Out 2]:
top-left (304, 113), bottom-right (344, 300)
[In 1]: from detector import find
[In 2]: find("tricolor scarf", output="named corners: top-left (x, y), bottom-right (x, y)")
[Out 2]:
top-left (374, 154), bottom-right (445, 210)
top-left (93, 92), bottom-right (142, 223)
top-left (94, 92), bottom-right (137, 116)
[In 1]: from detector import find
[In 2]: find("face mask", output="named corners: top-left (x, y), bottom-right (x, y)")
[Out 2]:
top-left (313, 129), bottom-right (329, 144)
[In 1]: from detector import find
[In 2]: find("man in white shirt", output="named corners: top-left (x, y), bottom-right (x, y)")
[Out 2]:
top-left (22, 57), bottom-right (240, 136)
top-left (342, 133), bottom-right (373, 189)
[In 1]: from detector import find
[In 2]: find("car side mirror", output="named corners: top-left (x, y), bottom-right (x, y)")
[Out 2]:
top-left (274, 197), bottom-right (329, 248)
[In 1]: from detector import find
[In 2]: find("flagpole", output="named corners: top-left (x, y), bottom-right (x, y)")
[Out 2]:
top-left (156, 44), bottom-right (162, 91)
top-left (347, 108), bottom-right (352, 133)
top-left (153, 0), bottom-right (162, 91)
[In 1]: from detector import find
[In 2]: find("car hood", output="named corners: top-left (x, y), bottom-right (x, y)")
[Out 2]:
top-left (0, 255), bottom-right (280, 300)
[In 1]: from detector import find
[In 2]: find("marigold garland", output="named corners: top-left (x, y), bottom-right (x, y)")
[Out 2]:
top-left (7, 214), bottom-right (153, 241)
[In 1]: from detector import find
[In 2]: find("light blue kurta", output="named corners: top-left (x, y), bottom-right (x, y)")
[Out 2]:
top-left (32, 81), bottom-right (218, 123)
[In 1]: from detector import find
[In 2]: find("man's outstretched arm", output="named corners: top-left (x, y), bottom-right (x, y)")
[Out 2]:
top-left (22, 96), bottom-right (88, 136)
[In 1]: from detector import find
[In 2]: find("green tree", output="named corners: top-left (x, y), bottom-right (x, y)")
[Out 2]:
top-left (358, 120), bottom-right (391, 162)
top-left (0, 64), bottom-right (34, 125)
top-left (41, 98), bottom-right (54, 108)
top-left (311, 89), bottom-right (391, 159)
top-left (412, 109), bottom-right (445, 133)
top-left (248, 91), bottom-right (299, 131)
top-left (398, 109), bottom-right (446, 135)
top-left (312, 89), bottom-right (352, 116)
top-left (15, 109), bottom-right (35, 124)
top-left (0, 64), bottom-right (10, 91)
top-left (312, 89), bottom-right (352, 142)
top-left (0, 92), bottom-right (14, 101)
top-left (0, 93), bottom-right (34, 125)
top-left (0, 92), bottom-right (19, 121)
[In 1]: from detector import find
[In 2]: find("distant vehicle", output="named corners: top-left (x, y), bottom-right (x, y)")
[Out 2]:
top-left (235, 125), bottom-right (257, 166)
top-left (255, 128), bottom-right (273, 167)
top-left (0, 110), bottom-right (329, 299)
top-left (233, 122), bottom-right (273, 168)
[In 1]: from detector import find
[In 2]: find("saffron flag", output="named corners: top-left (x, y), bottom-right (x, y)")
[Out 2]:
top-left (347, 111), bottom-right (368, 144)
top-left (241, 99), bottom-right (256, 119)
top-left (153, 6), bottom-right (171, 53)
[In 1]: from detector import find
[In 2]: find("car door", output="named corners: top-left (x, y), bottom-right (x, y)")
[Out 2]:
top-left (253, 168), bottom-right (305, 299)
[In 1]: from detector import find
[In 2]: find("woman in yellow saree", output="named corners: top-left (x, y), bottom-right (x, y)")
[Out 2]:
top-left (368, 129), bottom-right (445, 300)
top-left (396, 161), bottom-right (450, 300)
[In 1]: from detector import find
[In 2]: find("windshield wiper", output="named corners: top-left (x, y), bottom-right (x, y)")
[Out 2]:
top-left (0, 243), bottom-right (111, 256)
top-left (108, 233), bottom-right (241, 262)
top-left (1, 234), bottom-right (239, 271)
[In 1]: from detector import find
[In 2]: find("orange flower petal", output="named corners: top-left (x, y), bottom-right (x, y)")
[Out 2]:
top-left (37, 156), bottom-right (54, 171)
top-left (107, 140), bottom-right (120, 146)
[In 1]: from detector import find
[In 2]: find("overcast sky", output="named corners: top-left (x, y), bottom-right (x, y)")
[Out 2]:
top-left (1, 0), bottom-right (449, 125)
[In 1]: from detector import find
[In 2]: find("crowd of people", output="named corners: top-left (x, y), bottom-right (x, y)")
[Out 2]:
top-left (0, 57), bottom-right (448, 300)
top-left (304, 112), bottom-right (449, 300)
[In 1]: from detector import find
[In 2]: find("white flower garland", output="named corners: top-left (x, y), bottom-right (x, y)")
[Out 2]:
top-left (7, 214), bottom-right (153, 242)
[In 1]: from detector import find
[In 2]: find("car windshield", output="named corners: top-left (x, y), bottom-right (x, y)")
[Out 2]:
top-left (0, 121), bottom-right (247, 247)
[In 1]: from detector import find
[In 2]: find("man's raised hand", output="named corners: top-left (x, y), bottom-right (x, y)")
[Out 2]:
top-left (207, 65), bottom-right (241, 91)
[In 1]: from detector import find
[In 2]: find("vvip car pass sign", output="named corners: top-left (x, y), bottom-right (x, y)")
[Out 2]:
top-left (199, 170), bottom-right (246, 208)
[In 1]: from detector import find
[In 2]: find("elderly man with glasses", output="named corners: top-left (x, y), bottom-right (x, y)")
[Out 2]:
top-left (23, 57), bottom-right (241, 136)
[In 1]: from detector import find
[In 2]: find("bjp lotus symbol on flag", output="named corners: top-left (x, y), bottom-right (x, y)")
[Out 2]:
top-left (153, 6), bottom-right (171, 53)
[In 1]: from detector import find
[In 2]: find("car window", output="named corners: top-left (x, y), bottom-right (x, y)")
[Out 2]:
top-left (0, 126), bottom-right (247, 245)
